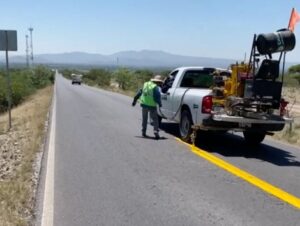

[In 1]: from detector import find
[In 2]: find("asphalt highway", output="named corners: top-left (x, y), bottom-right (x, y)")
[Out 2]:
top-left (38, 74), bottom-right (300, 226)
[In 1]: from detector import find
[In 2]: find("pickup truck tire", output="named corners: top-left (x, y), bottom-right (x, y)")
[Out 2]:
top-left (179, 109), bottom-right (193, 142)
top-left (243, 131), bottom-right (266, 145)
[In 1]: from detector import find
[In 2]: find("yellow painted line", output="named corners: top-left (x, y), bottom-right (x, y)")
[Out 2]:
top-left (176, 138), bottom-right (300, 209)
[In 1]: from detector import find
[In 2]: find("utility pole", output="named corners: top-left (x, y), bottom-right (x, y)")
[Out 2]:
top-left (28, 27), bottom-right (33, 66)
top-left (25, 34), bottom-right (29, 67)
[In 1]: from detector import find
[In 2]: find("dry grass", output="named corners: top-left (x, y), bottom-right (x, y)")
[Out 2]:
top-left (0, 86), bottom-right (53, 226)
top-left (273, 117), bottom-right (300, 145)
top-left (282, 87), bottom-right (300, 106)
top-left (273, 87), bottom-right (300, 145)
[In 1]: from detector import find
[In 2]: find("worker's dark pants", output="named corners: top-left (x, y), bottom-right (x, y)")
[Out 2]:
top-left (142, 106), bottom-right (159, 134)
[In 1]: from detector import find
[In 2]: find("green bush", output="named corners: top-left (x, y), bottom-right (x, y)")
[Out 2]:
top-left (294, 74), bottom-right (300, 85)
top-left (11, 70), bottom-right (35, 106)
top-left (0, 66), bottom-right (54, 113)
top-left (114, 68), bottom-right (133, 90)
top-left (288, 64), bottom-right (300, 74)
top-left (0, 74), bottom-right (7, 112)
top-left (61, 69), bottom-right (81, 80)
top-left (84, 69), bottom-right (111, 87)
top-left (283, 74), bottom-right (299, 87)
top-left (131, 69), bottom-right (153, 91)
top-left (61, 66), bottom-right (169, 93)
top-left (128, 69), bottom-right (168, 91)
top-left (287, 64), bottom-right (300, 87)
top-left (32, 65), bottom-right (55, 88)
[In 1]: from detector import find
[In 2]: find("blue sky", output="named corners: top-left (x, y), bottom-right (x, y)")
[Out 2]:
top-left (1, 0), bottom-right (300, 62)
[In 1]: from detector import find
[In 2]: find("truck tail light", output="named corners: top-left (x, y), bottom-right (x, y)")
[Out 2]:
top-left (280, 98), bottom-right (289, 116)
top-left (202, 95), bottom-right (213, 114)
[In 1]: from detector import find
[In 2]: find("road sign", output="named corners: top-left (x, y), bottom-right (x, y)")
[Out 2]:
top-left (0, 30), bottom-right (17, 51)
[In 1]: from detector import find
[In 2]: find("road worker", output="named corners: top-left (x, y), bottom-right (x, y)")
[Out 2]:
top-left (132, 75), bottom-right (163, 139)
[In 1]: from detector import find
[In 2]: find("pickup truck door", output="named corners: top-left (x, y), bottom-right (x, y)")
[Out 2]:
top-left (171, 87), bottom-right (189, 117)
top-left (160, 87), bottom-right (176, 118)
top-left (161, 87), bottom-right (189, 120)
top-left (160, 70), bottom-right (179, 119)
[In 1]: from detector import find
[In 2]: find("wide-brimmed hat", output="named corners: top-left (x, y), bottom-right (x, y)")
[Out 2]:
top-left (151, 75), bottom-right (163, 83)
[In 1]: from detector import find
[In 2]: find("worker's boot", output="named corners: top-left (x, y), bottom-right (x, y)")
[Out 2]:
top-left (154, 132), bottom-right (160, 140)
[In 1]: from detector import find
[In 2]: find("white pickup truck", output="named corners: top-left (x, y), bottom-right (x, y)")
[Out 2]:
top-left (158, 66), bottom-right (292, 144)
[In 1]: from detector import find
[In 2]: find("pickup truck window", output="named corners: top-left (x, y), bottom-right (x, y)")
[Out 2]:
top-left (180, 70), bottom-right (214, 88)
top-left (170, 70), bottom-right (178, 77)
top-left (161, 70), bottom-right (178, 93)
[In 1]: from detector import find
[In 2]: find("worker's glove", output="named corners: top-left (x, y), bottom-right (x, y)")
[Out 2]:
top-left (132, 102), bottom-right (136, 107)
top-left (159, 103), bottom-right (162, 108)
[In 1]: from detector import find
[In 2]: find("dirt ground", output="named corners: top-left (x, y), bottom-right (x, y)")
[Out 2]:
top-left (273, 87), bottom-right (300, 145)
top-left (282, 87), bottom-right (300, 115)
top-left (0, 86), bottom-right (53, 226)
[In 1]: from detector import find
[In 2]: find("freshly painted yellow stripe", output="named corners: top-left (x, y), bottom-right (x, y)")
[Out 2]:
top-left (176, 138), bottom-right (300, 209)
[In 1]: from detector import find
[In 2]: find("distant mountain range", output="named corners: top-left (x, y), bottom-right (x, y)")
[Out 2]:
top-left (1, 50), bottom-right (298, 69)
top-left (1, 50), bottom-right (237, 68)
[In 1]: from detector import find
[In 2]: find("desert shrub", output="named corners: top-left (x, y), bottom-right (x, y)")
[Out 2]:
top-left (114, 68), bottom-right (133, 90)
top-left (31, 65), bottom-right (54, 88)
top-left (294, 74), bottom-right (300, 85)
top-left (288, 64), bottom-right (300, 74)
top-left (84, 69), bottom-right (111, 87)
top-left (283, 74), bottom-right (299, 87)
top-left (114, 68), bottom-right (165, 91)
top-left (130, 69), bottom-right (153, 91)
top-left (61, 69), bottom-right (81, 80)
top-left (0, 74), bottom-right (7, 112)
top-left (70, 67), bottom-right (169, 92)
top-left (0, 66), bottom-right (54, 113)
top-left (286, 64), bottom-right (300, 86)
top-left (11, 70), bottom-right (35, 106)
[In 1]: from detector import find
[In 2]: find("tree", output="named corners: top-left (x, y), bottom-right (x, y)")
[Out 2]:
top-left (114, 68), bottom-right (133, 90)
top-left (288, 64), bottom-right (300, 74)
top-left (130, 69), bottom-right (153, 91)
top-left (294, 74), bottom-right (300, 85)
top-left (32, 65), bottom-right (54, 88)
top-left (287, 64), bottom-right (300, 86)
top-left (85, 69), bottom-right (111, 87)
top-left (61, 69), bottom-right (74, 79)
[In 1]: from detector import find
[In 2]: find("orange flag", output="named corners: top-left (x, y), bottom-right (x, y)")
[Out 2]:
top-left (288, 8), bottom-right (300, 32)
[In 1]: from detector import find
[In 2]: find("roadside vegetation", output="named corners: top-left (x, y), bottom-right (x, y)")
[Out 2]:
top-left (61, 67), bottom-right (170, 96)
top-left (0, 66), bottom-right (54, 112)
top-left (0, 66), bottom-right (54, 225)
top-left (285, 64), bottom-right (300, 86)
top-left (274, 65), bottom-right (300, 145)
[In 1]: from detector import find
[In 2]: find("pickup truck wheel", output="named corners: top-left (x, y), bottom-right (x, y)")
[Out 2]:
top-left (180, 110), bottom-right (193, 142)
top-left (243, 131), bottom-right (266, 145)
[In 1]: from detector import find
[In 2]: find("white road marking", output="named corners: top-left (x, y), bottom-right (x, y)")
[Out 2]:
top-left (41, 84), bottom-right (56, 226)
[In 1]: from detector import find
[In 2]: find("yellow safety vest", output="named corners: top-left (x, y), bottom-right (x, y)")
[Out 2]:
top-left (140, 81), bottom-right (157, 107)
